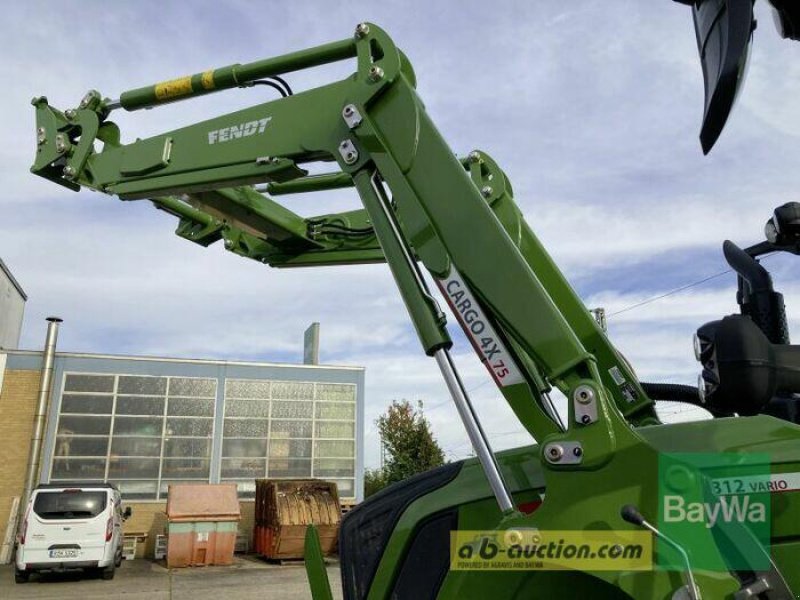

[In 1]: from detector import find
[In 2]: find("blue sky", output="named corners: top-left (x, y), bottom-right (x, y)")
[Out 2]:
top-left (3, 1), bottom-right (800, 466)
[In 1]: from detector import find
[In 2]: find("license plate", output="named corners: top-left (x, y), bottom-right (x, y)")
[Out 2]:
top-left (49, 549), bottom-right (80, 559)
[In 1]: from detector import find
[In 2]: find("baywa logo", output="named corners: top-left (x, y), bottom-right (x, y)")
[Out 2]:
top-left (663, 493), bottom-right (766, 529)
top-left (657, 452), bottom-right (772, 572)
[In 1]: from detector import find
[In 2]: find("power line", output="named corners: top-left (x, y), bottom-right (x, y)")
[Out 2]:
top-left (425, 379), bottom-right (492, 412)
top-left (608, 253), bottom-right (778, 318)
top-left (608, 269), bottom-right (732, 317)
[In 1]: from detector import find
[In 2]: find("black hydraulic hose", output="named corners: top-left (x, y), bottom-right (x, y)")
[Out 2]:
top-left (641, 382), bottom-right (730, 417)
top-left (641, 382), bottom-right (701, 403)
top-left (250, 79), bottom-right (288, 97)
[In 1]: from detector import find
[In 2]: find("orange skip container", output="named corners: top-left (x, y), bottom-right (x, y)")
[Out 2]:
top-left (166, 483), bottom-right (241, 567)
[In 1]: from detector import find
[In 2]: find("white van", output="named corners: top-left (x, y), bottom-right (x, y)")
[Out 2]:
top-left (15, 482), bottom-right (132, 583)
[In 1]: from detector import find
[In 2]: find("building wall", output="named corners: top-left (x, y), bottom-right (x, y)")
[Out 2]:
top-left (0, 262), bottom-right (26, 350)
top-left (0, 367), bottom-right (40, 544)
top-left (0, 351), bottom-right (364, 559)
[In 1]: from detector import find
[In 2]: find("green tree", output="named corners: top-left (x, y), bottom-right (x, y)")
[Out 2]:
top-left (377, 399), bottom-right (445, 486)
top-left (364, 468), bottom-right (388, 498)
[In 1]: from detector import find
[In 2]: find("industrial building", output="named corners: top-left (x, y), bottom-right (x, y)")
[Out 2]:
top-left (0, 258), bottom-right (26, 350)
top-left (0, 260), bottom-right (365, 558)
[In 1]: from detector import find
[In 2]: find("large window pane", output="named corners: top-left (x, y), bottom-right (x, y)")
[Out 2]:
top-left (268, 458), bottom-right (311, 478)
top-left (60, 394), bottom-right (113, 415)
top-left (226, 380), bottom-right (270, 399)
top-left (269, 439), bottom-right (312, 458)
top-left (111, 437), bottom-right (162, 457)
top-left (270, 421), bottom-right (312, 439)
top-left (222, 438), bottom-right (267, 458)
top-left (315, 422), bottom-right (354, 439)
top-left (54, 436), bottom-right (109, 457)
top-left (329, 478), bottom-right (355, 498)
top-left (169, 378), bottom-right (216, 398)
top-left (64, 374), bottom-right (114, 394)
top-left (58, 415), bottom-right (111, 436)
top-left (222, 480), bottom-right (256, 499)
top-left (224, 399), bottom-right (270, 418)
top-left (223, 420), bottom-right (268, 438)
top-left (316, 384), bottom-right (356, 402)
top-left (221, 458), bottom-right (266, 479)
top-left (314, 458), bottom-right (355, 478)
top-left (272, 401), bottom-right (312, 419)
top-left (116, 396), bottom-right (165, 416)
top-left (51, 458), bottom-right (106, 480)
top-left (118, 376), bottom-right (167, 396)
top-left (114, 416), bottom-right (163, 436)
top-left (108, 458), bottom-right (160, 479)
top-left (315, 440), bottom-right (355, 458)
top-left (166, 418), bottom-right (213, 437)
top-left (315, 402), bottom-right (355, 420)
top-left (114, 480), bottom-right (158, 500)
top-left (164, 438), bottom-right (212, 458)
top-left (272, 382), bottom-right (314, 400)
top-left (168, 398), bottom-right (215, 417)
top-left (161, 458), bottom-right (210, 479)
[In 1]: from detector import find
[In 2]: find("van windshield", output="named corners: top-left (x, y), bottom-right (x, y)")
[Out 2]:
top-left (33, 490), bottom-right (108, 520)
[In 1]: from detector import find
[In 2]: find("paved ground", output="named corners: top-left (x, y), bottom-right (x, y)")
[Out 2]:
top-left (0, 557), bottom-right (343, 600)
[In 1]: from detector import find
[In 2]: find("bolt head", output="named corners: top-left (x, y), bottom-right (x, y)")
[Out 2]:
top-left (573, 447), bottom-right (583, 457)
top-left (65, 109), bottom-right (77, 120)
top-left (224, 240), bottom-right (233, 249)
top-left (481, 186), bottom-right (493, 198)
top-left (343, 105), bottom-right (354, 116)
top-left (355, 23), bottom-right (370, 38)
top-left (574, 385), bottom-right (595, 405)
top-left (62, 166), bottom-right (75, 178)
top-left (546, 444), bottom-right (563, 462)
top-left (580, 415), bottom-right (591, 424)
top-left (468, 151), bottom-right (481, 164)
top-left (368, 66), bottom-right (384, 82)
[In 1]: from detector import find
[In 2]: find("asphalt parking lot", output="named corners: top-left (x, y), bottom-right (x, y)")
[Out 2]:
top-left (0, 557), bottom-right (343, 600)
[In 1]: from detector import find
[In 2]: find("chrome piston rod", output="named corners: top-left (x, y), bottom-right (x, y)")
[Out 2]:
top-left (434, 348), bottom-right (515, 513)
top-left (365, 171), bottom-right (516, 514)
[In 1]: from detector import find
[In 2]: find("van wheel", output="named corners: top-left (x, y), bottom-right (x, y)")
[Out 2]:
top-left (14, 569), bottom-right (30, 584)
top-left (101, 564), bottom-right (115, 580)
top-left (115, 549), bottom-right (123, 567)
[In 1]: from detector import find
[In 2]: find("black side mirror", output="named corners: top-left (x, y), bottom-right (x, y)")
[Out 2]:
top-left (676, 0), bottom-right (756, 153)
top-left (123, 506), bottom-right (132, 520)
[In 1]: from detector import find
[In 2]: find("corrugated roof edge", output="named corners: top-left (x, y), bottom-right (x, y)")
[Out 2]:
top-left (2, 348), bottom-right (365, 370)
top-left (0, 257), bottom-right (27, 300)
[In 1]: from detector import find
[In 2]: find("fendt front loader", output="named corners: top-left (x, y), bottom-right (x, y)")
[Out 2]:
top-left (28, 0), bottom-right (800, 598)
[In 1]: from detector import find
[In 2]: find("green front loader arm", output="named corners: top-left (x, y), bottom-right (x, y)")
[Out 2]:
top-left (32, 23), bottom-right (790, 600)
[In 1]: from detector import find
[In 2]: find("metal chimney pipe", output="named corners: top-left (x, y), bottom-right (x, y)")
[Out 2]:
top-left (21, 317), bottom-right (62, 511)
